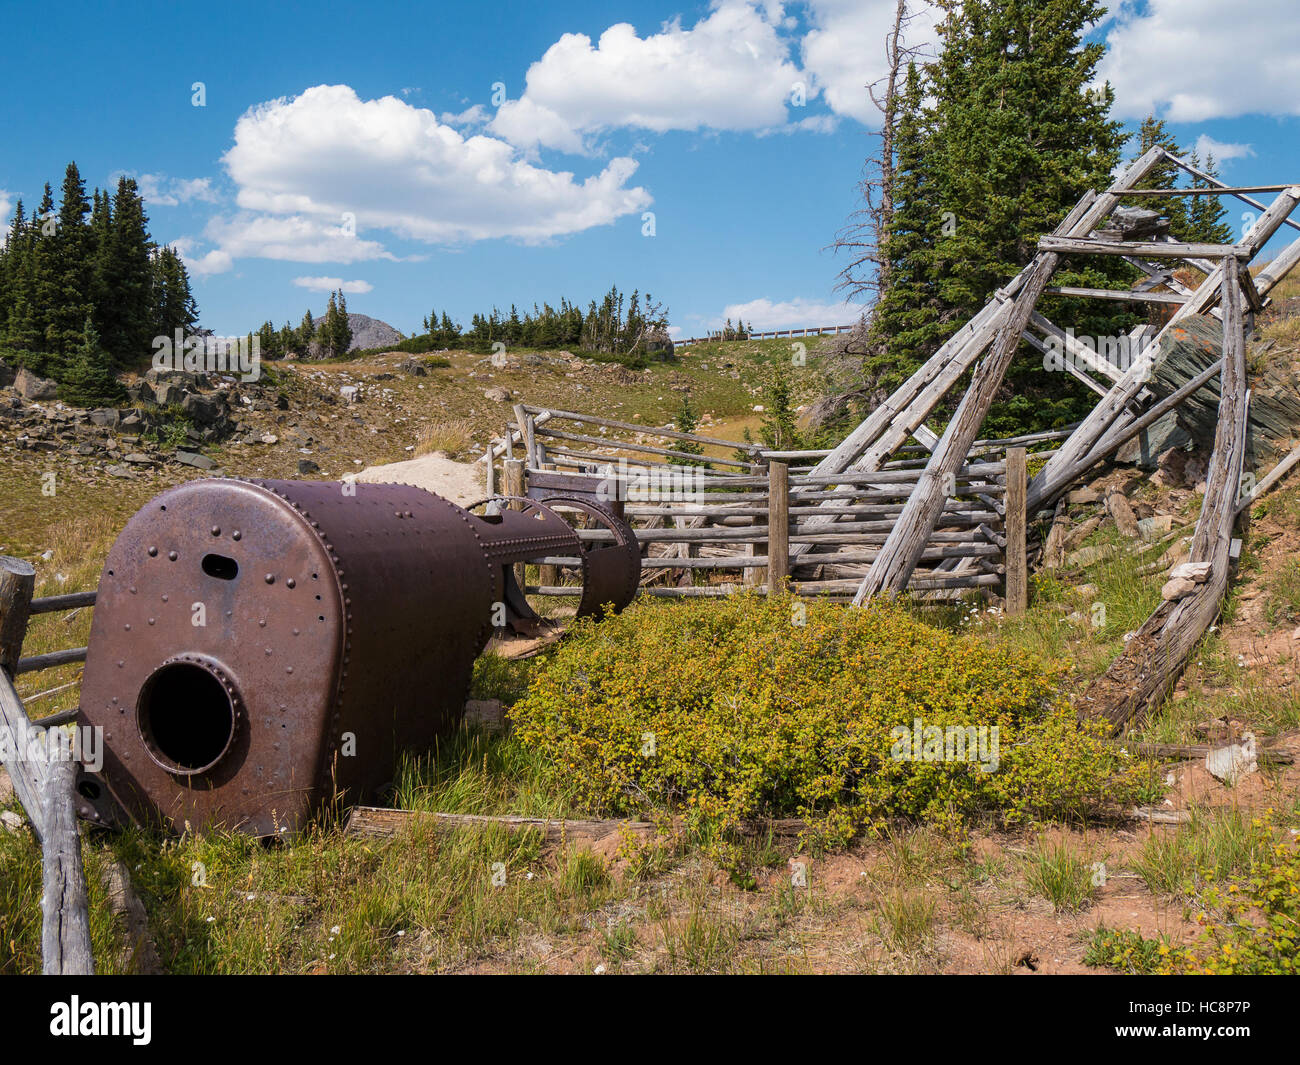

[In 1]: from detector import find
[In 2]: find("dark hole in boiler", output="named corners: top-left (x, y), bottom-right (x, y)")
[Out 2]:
top-left (202, 553), bottom-right (239, 580)
top-left (137, 662), bottom-right (236, 774)
top-left (77, 778), bottom-right (101, 801)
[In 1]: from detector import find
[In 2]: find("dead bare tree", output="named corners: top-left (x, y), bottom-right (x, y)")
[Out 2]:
top-left (831, 0), bottom-right (930, 305)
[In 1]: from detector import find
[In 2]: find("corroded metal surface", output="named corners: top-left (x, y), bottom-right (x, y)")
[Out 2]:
top-left (76, 477), bottom-right (636, 836)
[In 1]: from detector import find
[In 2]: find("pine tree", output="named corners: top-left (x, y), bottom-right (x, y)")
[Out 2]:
top-left (1185, 152), bottom-right (1234, 244)
top-left (866, 62), bottom-right (945, 391)
top-left (758, 363), bottom-right (802, 450)
top-left (59, 316), bottom-right (124, 407)
top-left (97, 178), bottom-right (154, 365)
top-left (48, 162), bottom-right (94, 356)
top-left (333, 290), bottom-right (352, 355)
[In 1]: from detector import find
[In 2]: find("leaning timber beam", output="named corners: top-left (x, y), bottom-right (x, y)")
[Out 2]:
top-left (1078, 272), bottom-right (1249, 732)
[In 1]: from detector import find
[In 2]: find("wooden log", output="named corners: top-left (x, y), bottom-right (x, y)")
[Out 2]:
top-left (1113, 740), bottom-right (1294, 765)
top-left (512, 403), bottom-right (537, 468)
top-left (1004, 448), bottom-right (1028, 615)
top-left (767, 461), bottom-right (789, 591)
top-left (1039, 235), bottom-right (1250, 259)
top-left (0, 557), bottom-right (36, 677)
top-left (523, 403), bottom-right (753, 452)
top-left (534, 425), bottom-right (755, 469)
top-left (1106, 487), bottom-right (1140, 538)
top-left (1042, 498), bottom-right (1070, 569)
top-left (15, 647), bottom-right (88, 675)
top-left (40, 732), bottom-right (94, 975)
top-left (27, 590), bottom-right (97, 616)
top-left (1043, 285), bottom-right (1188, 305)
top-left (1079, 271), bottom-right (1249, 731)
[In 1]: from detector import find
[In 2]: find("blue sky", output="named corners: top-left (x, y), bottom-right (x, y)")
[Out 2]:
top-left (1, 0), bottom-right (1297, 339)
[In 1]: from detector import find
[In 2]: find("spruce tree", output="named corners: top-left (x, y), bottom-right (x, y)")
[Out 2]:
top-left (59, 316), bottom-right (124, 407)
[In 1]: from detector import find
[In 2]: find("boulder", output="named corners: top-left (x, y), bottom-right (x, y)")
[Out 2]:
top-left (14, 367), bottom-right (58, 401)
top-left (483, 386), bottom-right (511, 403)
top-left (297, 458), bottom-right (320, 475)
top-left (398, 357), bottom-right (427, 377)
top-left (181, 392), bottom-right (227, 426)
top-left (88, 408), bottom-right (121, 429)
top-left (1161, 576), bottom-right (1198, 601)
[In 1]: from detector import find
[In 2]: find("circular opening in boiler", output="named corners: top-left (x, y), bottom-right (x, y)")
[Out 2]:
top-left (137, 661), bottom-right (237, 776)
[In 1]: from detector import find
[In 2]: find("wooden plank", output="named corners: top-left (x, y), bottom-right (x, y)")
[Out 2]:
top-left (1004, 448), bottom-right (1028, 615)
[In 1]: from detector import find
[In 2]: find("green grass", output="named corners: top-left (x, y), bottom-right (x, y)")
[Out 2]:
top-left (1024, 838), bottom-right (1098, 912)
top-left (1128, 806), bottom-right (1276, 898)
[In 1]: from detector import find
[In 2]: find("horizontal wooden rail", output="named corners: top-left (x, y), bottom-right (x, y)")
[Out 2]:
top-left (16, 647), bottom-right (88, 675)
top-left (28, 591), bottom-right (97, 616)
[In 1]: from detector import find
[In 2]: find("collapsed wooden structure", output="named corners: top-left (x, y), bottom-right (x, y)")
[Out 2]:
top-left (494, 147), bottom-right (1300, 732)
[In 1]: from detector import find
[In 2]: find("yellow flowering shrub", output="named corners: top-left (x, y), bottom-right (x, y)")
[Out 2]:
top-left (510, 594), bottom-right (1147, 859)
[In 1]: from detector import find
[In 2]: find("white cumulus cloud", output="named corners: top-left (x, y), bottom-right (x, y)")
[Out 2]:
top-left (137, 174), bottom-right (220, 207)
top-left (210, 84), bottom-right (650, 262)
top-left (489, 2), bottom-right (808, 151)
top-left (293, 276), bottom-right (374, 294)
top-left (801, 0), bottom-right (939, 126)
top-left (1194, 135), bottom-right (1255, 164)
top-left (720, 296), bottom-right (867, 331)
top-left (1099, 0), bottom-right (1300, 121)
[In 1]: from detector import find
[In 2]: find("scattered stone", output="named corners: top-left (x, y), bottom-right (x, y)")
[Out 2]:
top-left (339, 385), bottom-right (360, 404)
top-left (1169, 561), bottom-right (1212, 583)
top-left (1161, 576), bottom-right (1198, 601)
top-left (259, 433), bottom-right (279, 445)
top-left (398, 357), bottom-right (427, 377)
top-left (1206, 733), bottom-right (1258, 785)
top-left (106, 464), bottom-right (134, 478)
top-left (483, 386), bottom-right (511, 403)
top-left (297, 459), bottom-right (320, 475)
top-left (1067, 487), bottom-right (1101, 505)
top-left (88, 407), bottom-right (121, 429)
top-left (1137, 514), bottom-right (1174, 539)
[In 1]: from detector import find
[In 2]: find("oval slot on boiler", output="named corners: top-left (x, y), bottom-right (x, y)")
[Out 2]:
top-left (202, 553), bottom-right (239, 580)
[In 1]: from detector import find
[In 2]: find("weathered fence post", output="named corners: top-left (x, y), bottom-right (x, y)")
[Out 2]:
top-left (1004, 448), bottom-right (1028, 615)
top-left (505, 460), bottom-right (528, 590)
top-left (767, 461), bottom-right (789, 593)
top-left (41, 729), bottom-right (93, 975)
top-left (0, 556), bottom-right (35, 677)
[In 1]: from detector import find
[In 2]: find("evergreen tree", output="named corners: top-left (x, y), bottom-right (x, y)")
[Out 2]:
top-left (59, 316), bottom-right (124, 407)
top-left (48, 162), bottom-right (94, 356)
top-left (758, 363), bottom-right (802, 450)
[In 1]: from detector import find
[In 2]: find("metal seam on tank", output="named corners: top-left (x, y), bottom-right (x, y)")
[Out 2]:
top-left (241, 479), bottom-right (351, 766)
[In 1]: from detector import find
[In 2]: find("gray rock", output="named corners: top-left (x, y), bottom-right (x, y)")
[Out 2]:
top-left (1115, 411), bottom-right (1191, 469)
top-left (122, 453), bottom-right (154, 465)
top-left (14, 367), bottom-right (58, 401)
top-left (181, 392), bottom-right (227, 426)
top-left (484, 386), bottom-right (511, 403)
top-left (398, 357), bottom-right (427, 376)
top-left (88, 408), bottom-right (121, 429)
top-left (297, 459), bottom-right (320, 475)
top-left (174, 450), bottom-right (216, 470)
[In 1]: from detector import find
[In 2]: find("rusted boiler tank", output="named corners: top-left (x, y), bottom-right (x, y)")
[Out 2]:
top-left (75, 477), bottom-right (639, 835)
